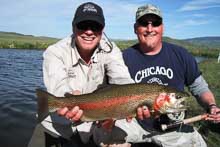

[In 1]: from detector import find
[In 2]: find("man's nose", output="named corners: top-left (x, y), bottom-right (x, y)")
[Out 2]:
top-left (146, 23), bottom-right (153, 32)
top-left (84, 28), bottom-right (94, 34)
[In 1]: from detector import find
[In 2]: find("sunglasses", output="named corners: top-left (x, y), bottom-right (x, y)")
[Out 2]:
top-left (138, 19), bottom-right (162, 27)
top-left (76, 21), bottom-right (103, 32)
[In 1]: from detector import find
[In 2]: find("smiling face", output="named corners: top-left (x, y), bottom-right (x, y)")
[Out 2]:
top-left (134, 14), bottom-right (163, 54)
top-left (74, 20), bottom-right (103, 54)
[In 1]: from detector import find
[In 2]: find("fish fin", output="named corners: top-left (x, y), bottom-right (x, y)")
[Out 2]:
top-left (36, 88), bottom-right (53, 122)
top-left (100, 119), bottom-right (115, 132)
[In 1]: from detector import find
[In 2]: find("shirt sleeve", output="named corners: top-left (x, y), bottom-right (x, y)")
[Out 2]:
top-left (43, 46), bottom-right (72, 96)
top-left (183, 49), bottom-right (201, 86)
top-left (104, 42), bottom-right (134, 85)
top-left (188, 75), bottom-right (210, 97)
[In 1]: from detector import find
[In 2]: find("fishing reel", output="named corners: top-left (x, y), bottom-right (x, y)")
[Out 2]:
top-left (167, 111), bottom-right (185, 121)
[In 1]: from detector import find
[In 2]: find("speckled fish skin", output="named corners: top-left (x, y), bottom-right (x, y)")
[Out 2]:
top-left (36, 83), bottom-right (189, 122)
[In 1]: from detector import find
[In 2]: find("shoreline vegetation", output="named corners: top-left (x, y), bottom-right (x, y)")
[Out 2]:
top-left (197, 59), bottom-right (220, 147)
top-left (0, 31), bottom-right (220, 58)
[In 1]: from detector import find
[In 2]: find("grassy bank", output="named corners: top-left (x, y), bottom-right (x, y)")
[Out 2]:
top-left (0, 32), bottom-right (58, 49)
top-left (116, 39), bottom-right (220, 58)
top-left (1, 31), bottom-right (220, 57)
top-left (186, 59), bottom-right (220, 147)
top-left (199, 59), bottom-right (220, 147)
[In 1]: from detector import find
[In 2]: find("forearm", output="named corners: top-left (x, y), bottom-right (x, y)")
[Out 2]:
top-left (199, 91), bottom-right (216, 108)
top-left (189, 75), bottom-right (216, 109)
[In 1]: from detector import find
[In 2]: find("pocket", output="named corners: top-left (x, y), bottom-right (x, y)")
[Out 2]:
top-left (67, 67), bottom-right (77, 78)
top-left (90, 64), bottom-right (105, 84)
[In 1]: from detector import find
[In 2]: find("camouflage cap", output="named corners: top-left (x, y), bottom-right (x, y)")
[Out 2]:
top-left (136, 4), bottom-right (162, 21)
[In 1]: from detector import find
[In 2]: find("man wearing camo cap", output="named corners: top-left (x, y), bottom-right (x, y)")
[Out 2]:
top-left (123, 3), bottom-right (220, 147)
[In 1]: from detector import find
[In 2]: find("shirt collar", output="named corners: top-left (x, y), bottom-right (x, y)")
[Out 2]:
top-left (71, 38), bottom-right (100, 66)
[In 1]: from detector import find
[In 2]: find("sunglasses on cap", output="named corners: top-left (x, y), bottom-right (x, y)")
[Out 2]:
top-left (137, 19), bottom-right (162, 27)
top-left (76, 21), bottom-right (103, 32)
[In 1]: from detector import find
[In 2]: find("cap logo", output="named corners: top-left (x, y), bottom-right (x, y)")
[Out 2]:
top-left (83, 4), bottom-right (97, 13)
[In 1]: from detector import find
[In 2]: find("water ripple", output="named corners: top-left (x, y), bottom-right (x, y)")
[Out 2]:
top-left (0, 49), bottom-right (44, 147)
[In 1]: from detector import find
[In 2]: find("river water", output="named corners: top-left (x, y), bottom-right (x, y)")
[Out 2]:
top-left (0, 48), bottom-right (206, 147)
top-left (0, 49), bottom-right (44, 147)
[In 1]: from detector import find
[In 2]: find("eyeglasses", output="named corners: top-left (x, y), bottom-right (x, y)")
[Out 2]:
top-left (137, 19), bottom-right (162, 27)
top-left (76, 21), bottom-right (103, 32)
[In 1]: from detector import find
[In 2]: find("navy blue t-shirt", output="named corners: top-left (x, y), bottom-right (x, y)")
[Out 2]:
top-left (123, 42), bottom-right (201, 91)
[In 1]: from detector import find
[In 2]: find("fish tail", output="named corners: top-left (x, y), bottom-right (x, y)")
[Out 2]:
top-left (36, 89), bottom-right (56, 122)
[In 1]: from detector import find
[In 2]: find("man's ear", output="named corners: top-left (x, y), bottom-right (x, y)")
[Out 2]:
top-left (134, 23), bottom-right (137, 34)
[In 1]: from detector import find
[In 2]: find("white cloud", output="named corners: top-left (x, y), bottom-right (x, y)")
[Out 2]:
top-left (191, 13), bottom-right (207, 17)
top-left (173, 19), bottom-right (210, 29)
top-left (178, 0), bottom-right (220, 11)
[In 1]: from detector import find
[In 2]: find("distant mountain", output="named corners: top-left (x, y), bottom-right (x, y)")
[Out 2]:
top-left (0, 31), bottom-right (220, 54)
top-left (0, 31), bottom-right (59, 49)
top-left (184, 37), bottom-right (220, 49)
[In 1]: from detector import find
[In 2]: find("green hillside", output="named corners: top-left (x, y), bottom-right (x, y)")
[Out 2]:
top-left (0, 31), bottom-right (220, 57)
top-left (116, 36), bottom-right (220, 58)
top-left (163, 37), bottom-right (220, 58)
top-left (0, 31), bottom-right (59, 49)
top-left (184, 37), bottom-right (220, 49)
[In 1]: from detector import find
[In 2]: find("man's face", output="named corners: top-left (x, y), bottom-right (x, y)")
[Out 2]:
top-left (74, 21), bottom-right (103, 51)
top-left (135, 14), bottom-right (163, 50)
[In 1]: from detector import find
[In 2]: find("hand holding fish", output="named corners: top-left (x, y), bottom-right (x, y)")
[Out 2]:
top-left (57, 106), bottom-right (83, 122)
top-left (133, 93), bottom-right (168, 122)
top-left (37, 83), bottom-right (189, 123)
top-left (206, 104), bottom-right (220, 123)
top-left (136, 106), bottom-right (151, 120)
top-left (57, 90), bottom-right (83, 122)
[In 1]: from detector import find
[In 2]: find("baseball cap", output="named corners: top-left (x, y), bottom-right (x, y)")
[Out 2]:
top-left (72, 2), bottom-right (105, 27)
top-left (136, 4), bottom-right (162, 21)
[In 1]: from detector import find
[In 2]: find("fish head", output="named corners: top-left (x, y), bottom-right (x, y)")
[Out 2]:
top-left (153, 91), bottom-right (189, 114)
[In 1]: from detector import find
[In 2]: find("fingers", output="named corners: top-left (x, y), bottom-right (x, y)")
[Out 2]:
top-left (71, 109), bottom-right (83, 122)
top-left (206, 107), bottom-right (220, 123)
top-left (108, 143), bottom-right (131, 147)
top-left (137, 106), bottom-right (150, 120)
top-left (206, 115), bottom-right (220, 123)
top-left (72, 90), bottom-right (81, 95)
top-left (126, 116), bottom-right (133, 123)
top-left (57, 107), bottom-right (68, 115)
top-left (66, 106), bottom-right (80, 118)
top-left (137, 107), bottom-right (143, 120)
top-left (57, 106), bottom-right (83, 122)
top-left (142, 106), bottom-right (150, 118)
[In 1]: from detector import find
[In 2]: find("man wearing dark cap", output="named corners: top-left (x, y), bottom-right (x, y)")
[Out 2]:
top-left (28, 2), bottom-right (134, 147)
top-left (123, 4), bottom-right (220, 147)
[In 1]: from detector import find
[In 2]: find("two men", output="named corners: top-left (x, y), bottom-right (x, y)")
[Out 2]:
top-left (30, 2), bottom-right (220, 147)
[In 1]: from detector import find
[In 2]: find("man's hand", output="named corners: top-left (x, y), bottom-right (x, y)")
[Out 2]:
top-left (57, 106), bottom-right (83, 122)
top-left (57, 90), bottom-right (83, 122)
top-left (137, 106), bottom-right (151, 120)
top-left (206, 104), bottom-right (220, 123)
top-left (125, 106), bottom-right (150, 122)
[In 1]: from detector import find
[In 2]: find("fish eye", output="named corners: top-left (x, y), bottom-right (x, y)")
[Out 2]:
top-left (176, 95), bottom-right (182, 99)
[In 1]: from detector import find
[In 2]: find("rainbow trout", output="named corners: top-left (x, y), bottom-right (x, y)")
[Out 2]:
top-left (37, 83), bottom-right (189, 122)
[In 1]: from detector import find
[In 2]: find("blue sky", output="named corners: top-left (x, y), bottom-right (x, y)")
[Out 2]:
top-left (1, 0), bottom-right (220, 39)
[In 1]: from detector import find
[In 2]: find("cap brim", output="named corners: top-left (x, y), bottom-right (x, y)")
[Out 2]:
top-left (73, 15), bottom-right (105, 27)
top-left (137, 13), bottom-right (162, 21)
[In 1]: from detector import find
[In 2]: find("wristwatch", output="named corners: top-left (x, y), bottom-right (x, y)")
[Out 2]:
top-left (208, 103), bottom-right (217, 113)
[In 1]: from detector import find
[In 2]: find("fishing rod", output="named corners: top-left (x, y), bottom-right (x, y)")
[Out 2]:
top-left (161, 113), bottom-right (208, 131)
